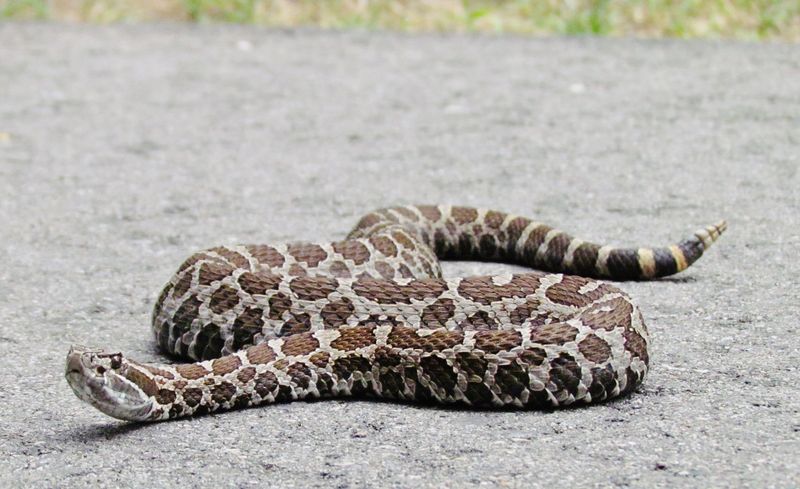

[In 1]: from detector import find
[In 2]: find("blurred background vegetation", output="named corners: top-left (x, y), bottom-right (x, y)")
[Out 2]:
top-left (2, 0), bottom-right (798, 40)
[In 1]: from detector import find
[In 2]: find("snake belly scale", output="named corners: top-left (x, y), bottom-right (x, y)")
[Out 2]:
top-left (65, 205), bottom-right (726, 422)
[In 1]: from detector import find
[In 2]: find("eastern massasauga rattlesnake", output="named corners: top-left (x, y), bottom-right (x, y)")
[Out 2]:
top-left (66, 205), bottom-right (726, 422)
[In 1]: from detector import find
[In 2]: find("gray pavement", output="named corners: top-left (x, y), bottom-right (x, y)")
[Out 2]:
top-left (1, 23), bottom-right (798, 489)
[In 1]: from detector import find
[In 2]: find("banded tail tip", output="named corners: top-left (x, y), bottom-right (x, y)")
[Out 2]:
top-left (694, 220), bottom-right (728, 250)
top-left (669, 219), bottom-right (727, 274)
top-left (636, 220), bottom-right (727, 278)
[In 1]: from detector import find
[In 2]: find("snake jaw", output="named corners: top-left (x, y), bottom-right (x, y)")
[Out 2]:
top-left (65, 346), bottom-right (156, 422)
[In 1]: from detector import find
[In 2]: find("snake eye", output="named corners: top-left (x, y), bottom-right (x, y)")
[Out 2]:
top-left (110, 356), bottom-right (122, 369)
top-left (96, 366), bottom-right (106, 374)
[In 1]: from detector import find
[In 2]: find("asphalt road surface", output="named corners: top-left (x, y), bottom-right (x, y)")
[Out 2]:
top-left (1, 23), bottom-right (798, 488)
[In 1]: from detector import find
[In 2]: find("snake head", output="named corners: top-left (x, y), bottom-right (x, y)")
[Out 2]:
top-left (65, 346), bottom-right (156, 422)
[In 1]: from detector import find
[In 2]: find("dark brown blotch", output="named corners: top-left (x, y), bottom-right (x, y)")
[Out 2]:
top-left (253, 371), bottom-right (279, 398)
top-left (211, 355), bottom-right (242, 375)
top-left (155, 388), bottom-right (176, 406)
top-left (421, 298), bottom-right (456, 328)
top-left (519, 347), bottom-right (547, 366)
top-left (182, 387), bottom-right (203, 407)
top-left (171, 271), bottom-right (194, 299)
top-left (333, 240), bottom-right (371, 265)
top-left (246, 344), bottom-right (277, 365)
top-left (474, 330), bottom-right (522, 354)
top-left (176, 253), bottom-right (206, 274)
top-left (369, 235), bottom-right (398, 257)
top-left (578, 334), bottom-right (612, 363)
top-left (287, 243), bottom-right (328, 268)
top-left (373, 261), bottom-right (393, 280)
top-left (282, 312), bottom-right (312, 335)
top-left (237, 271), bottom-right (281, 296)
top-left (193, 322), bottom-right (225, 361)
top-left (451, 206), bottom-right (479, 225)
top-left (309, 351), bottom-right (331, 368)
top-left (331, 327), bottom-right (376, 351)
top-left (172, 296), bottom-right (202, 335)
top-left (397, 264), bottom-right (414, 279)
top-left (545, 275), bottom-right (616, 307)
top-left (281, 333), bottom-right (320, 356)
top-left (245, 244), bottom-right (286, 268)
top-left (198, 261), bottom-right (233, 286)
top-left (209, 284), bottom-right (240, 314)
top-left (530, 322), bottom-right (579, 345)
top-left (315, 371), bottom-right (335, 396)
top-left (141, 364), bottom-right (175, 380)
top-left (168, 404), bottom-right (183, 418)
top-left (233, 394), bottom-right (251, 409)
top-left (579, 297), bottom-right (633, 331)
top-left (320, 297), bottom-right (355, 327)
top-left (175, 363), bottom-right (210, 380)
top-left (351, 213), bottom-right (381, 231)
top-left (417, 205), bottom-right (442, 222)
top-left (287, 363), bottom-right (312, 390)
top-left (125, 368), bottom-right (158, 397)
top-left (237, 366), bottom-right (257, 384)
top-left (209, 246), bottom-right (250, 269)
top-left (288, 263), bottom-right (307, 277)
top-left (268, 292), bottom-right (292, 320)
top-left (623, 328), bottom-right (649, 366)
top-left (328, 260), bottom-right (352, 278)
top-left (457, 274), bottom-right (541, 306)
top-left (391, 230), bottom-right (417, 250)
top-left (232, 306), bottom-right (265, 350)
top-left (484, 210), bottom-right (506, 229)
top-left (458, 310), bottom-right (499, 330)
top-left (509, 301), bottom-right (535, 324)
top-left (289, 276), bottom-right (339, 301)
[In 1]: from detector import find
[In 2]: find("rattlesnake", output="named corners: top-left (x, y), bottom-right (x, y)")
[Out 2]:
top-left (65, 205), bottom-right (725, 422)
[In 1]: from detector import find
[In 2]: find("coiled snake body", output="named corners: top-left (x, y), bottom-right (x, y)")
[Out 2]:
top-left (66, 205), bottom-right (726, 422)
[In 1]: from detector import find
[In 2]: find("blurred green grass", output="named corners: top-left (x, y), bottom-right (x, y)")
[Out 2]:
top-left (2, 0), bottom-right (798, 41)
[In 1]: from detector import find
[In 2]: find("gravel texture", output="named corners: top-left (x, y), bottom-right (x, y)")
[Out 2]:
top-left (1, 23), bottom-right (798, 489)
